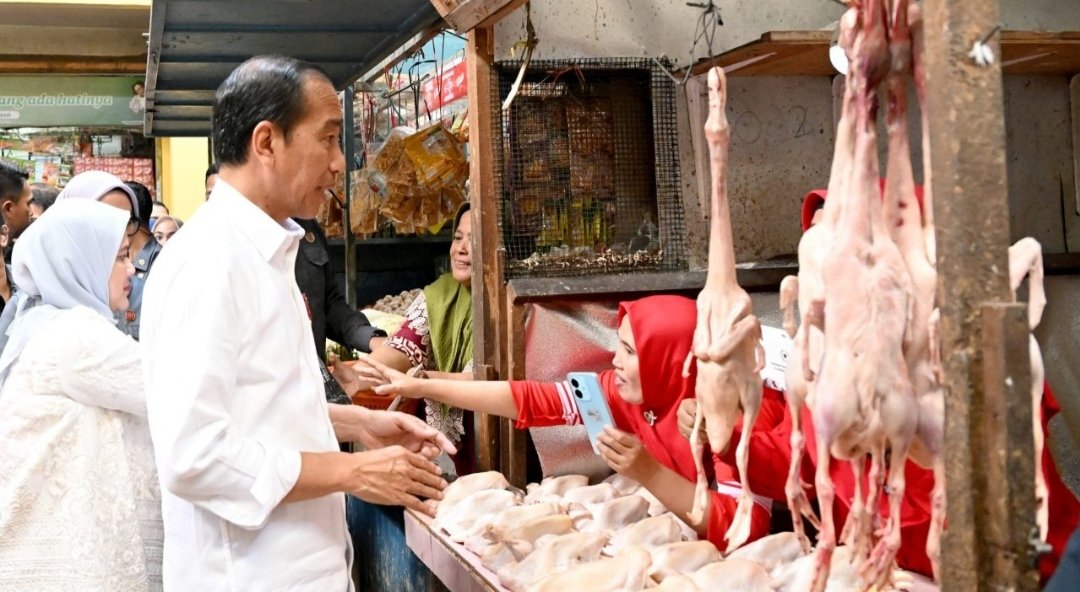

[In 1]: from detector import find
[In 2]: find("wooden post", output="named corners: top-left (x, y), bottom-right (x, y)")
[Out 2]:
top-left (1071, 75), bottom-right (1080, 218)
top-left (981, 303), bottom-right (1038, 591)
top-left (503, 285), bottom-right (528, 488)
top-left (922, 0), bottom-right (1037, 589)
top-left (467, 25), bottom-right (502, 473)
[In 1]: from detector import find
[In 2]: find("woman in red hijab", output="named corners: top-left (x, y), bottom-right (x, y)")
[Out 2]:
top-left (363, 294), bottom-right (774, 550)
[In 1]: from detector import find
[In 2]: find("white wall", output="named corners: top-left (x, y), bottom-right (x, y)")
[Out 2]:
top-left (494, 0), bottom-right (1080, 64)
top-left (492, 1), bottom-right (1080, 265)
top-left (494, 0), bottom-right (840, 64)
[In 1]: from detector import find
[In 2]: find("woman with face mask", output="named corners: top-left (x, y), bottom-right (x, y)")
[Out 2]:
top-left (362, 294), bottom-right (780, 552)
top-left (0, 199), bottom-right (162, 591)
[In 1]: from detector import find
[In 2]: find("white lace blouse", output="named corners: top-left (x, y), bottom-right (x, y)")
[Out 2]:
top-left (0, 306), bottom-right (162, 592)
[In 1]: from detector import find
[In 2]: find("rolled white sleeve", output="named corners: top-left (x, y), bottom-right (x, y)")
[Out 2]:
top-left (142, 259), bottom-right (301, 530)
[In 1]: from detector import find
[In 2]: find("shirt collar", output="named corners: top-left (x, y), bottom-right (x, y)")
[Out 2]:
top-left (211, 179), bottom-right (304, 262)
top-left (133, 236), bottom-right (162, 273)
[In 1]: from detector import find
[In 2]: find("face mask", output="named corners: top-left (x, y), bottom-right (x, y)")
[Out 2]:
top-left (149, 218), bottom-right (158, 231)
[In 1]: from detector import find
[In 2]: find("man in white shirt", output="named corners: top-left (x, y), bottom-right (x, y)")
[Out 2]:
top-left (141, 55), bottom-right (455, 592)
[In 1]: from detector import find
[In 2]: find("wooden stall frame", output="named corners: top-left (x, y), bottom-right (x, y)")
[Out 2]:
top-left (431, 0), bottom-right (531, 34)
top-left (460, 5), bottom-right (1047, 590)
top-left (923, 0), bottom-right (1038, 589)
top-left (467, 25), bottom-right (503, 474)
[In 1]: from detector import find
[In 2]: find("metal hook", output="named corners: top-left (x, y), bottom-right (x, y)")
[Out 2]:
top-left (969, 24), bottom-right (1001, 67)
top-left (980, 24), bottom-right (1003, 45)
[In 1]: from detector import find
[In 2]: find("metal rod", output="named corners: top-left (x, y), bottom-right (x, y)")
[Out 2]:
top-left (343, 84), bottom-right (358, 308)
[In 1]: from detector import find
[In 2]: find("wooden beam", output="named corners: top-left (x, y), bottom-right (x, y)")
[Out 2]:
top-left (429, 0), bottom-right (461, 18)
top-left (144, 0), bottom-right (168, 136)
top-left (505, 265), bottom-right (795, 304)
top-left (684, 29), bottom-right (1080, 78)
top-left (468, 25), bottom-right (502, 473)
top-left (923, 0), bottom-right (1037, 589)
top-left (1071, 75), bottom-right (1080, 217)
top-left (504, 283), bottom-right (528, 488)
top-left (0, 54), bottom-right (146, 74)
top-left (442, 0), bottom-right (528, 33)
top-left (359, 24), bottom-right (444, 84)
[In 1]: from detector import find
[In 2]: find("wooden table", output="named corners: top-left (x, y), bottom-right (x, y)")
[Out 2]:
top-left (403, 510), bottom-right (509, 592)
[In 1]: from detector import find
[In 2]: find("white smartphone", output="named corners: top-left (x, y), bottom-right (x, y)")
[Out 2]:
top-left (566, 371), bottom-right (615, 455)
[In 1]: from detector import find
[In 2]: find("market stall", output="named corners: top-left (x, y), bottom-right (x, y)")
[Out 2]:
top-left (403, 1), bottom-right (1080, 591)
top-left (139, 0), bottom-right (1080, 590)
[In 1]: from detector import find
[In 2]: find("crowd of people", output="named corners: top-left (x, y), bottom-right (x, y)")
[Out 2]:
top-left (0, 52), bottom-right (1076, 592)
top-left (0, 56), bottom-right (456, 592)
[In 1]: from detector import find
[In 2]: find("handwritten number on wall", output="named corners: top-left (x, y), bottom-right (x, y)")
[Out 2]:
top-left (790, 106), bottom-right (813, 138)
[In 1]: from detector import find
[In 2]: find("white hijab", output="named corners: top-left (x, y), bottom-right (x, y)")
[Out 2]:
top-left (0, 199), bottom-right (128, 389)
top-left (56, 170), bottom-right (139, 217)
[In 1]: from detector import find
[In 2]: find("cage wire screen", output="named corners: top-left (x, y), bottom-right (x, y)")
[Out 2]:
top-left (492, 57), bottom-right (687, 279)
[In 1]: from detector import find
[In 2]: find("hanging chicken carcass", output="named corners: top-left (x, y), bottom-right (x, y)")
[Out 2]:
top-left (807, 0), bottom-right (920, 588)
top-left (684, 65), bottom-right (766, 553)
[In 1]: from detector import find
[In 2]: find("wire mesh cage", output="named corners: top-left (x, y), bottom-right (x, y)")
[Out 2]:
top-left (492, 57), bottom-right (686, 279)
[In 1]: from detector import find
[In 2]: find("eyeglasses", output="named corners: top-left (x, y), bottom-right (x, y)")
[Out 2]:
top-left (126, 216), bottom-right (140, 237)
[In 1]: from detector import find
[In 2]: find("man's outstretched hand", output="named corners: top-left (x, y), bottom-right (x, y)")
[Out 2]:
top-left (358, 407), bottom-right (457, 459)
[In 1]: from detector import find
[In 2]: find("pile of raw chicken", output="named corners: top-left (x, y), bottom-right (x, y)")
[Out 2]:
top-left (684, 0), bottom-right (1049, 590)
top-left (432, 471), bottom-right (924, 591)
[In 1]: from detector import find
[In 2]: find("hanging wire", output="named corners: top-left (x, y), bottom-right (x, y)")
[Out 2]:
top-left (502, 1), bottom-right (538, 112)
top-left (643, 0), bottom-right (724, 86)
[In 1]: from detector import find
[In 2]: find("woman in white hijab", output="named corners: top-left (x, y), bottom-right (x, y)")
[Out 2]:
top-left (0, 199), bottom-right (162, 591)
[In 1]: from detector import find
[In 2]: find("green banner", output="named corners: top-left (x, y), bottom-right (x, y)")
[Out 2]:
top-left (0, 76), bottom-right (146, 128)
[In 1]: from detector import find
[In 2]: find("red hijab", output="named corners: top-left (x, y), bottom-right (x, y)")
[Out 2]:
top-left (801, 180), bottom-right (926, 231)
top-left (600, 295), bottom-right (700, 481)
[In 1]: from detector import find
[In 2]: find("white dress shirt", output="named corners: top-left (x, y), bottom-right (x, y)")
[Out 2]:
top-left (140, 180), bottom-right (353, 592)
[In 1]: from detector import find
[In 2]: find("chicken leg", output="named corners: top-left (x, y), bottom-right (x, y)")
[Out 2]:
top-left (1008, 237), bottom-right (1048, 541)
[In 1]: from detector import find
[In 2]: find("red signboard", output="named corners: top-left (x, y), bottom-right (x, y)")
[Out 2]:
top-left (74, 156), bottom-right (156, 197)
top-left (421, 58), bottom-right (468, 112)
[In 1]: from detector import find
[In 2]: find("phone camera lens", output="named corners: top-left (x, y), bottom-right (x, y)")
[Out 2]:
top-left (574, 389), bottom-right (583, 399)
top-left (570, 379), bottom-right (579, 387)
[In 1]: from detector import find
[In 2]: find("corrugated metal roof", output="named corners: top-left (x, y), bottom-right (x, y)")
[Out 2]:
top-left (144, 0), bottom-right (440, 136)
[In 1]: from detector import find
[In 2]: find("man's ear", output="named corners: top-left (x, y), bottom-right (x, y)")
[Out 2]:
top-left (0, 200), bottom-right (11, 216)
top-left (250, 120), bottom-right (278, 163)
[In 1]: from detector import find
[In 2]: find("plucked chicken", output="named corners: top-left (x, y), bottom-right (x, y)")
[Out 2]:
top-left (685, 65), bottom-right (765, 553)
top-left (808, 0), bottom-right (920, 588)
top-left (497, 532), bottom-right (608, 592)
top-left (524, 546), bottom-right (652, 592)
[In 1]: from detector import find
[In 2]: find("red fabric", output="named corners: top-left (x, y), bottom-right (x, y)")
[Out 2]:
top-left (799, 405), bottom-right (936, 576)
top-left (509, 295), bottom-right (773, 552)
top-left (705, 489), bottom-right (772, 552)
top-left (722, 386), bottom-right (935, 574)
top-left (801, 189), bottom-right (828, 232)
top-left (800, 181), bottom-right (926, 231)
top-left (705, 387), bottom-right (787, 551)
top-left (726, 381), bottom-right (1078, 578)
top-left (1040, 383), bottom-right (1080, 581)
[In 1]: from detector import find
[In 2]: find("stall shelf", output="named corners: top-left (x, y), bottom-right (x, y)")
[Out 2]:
top-left (404, 511), bottom-right (504, 592)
